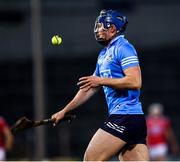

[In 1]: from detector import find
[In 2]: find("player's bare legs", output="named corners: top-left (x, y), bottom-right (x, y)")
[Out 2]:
top-left (118, 144), bottom-right (149, 161)
top-left (83, 128), bottom-right (126, 161)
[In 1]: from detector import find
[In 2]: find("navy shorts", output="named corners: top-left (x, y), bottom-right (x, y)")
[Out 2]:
top-left (101, 114), bottom-right (147, 145)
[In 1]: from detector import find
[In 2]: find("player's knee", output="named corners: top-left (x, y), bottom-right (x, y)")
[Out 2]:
top-left (83, 151), bottom-right (89, 161)
top-left (83, 149), bottom-right (93, 161)
top-left (83, 149), bottom-right (101, 161)
top-left (84, 149), bottom-right (109, 161)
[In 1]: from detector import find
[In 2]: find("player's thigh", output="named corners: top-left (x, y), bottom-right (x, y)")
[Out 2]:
top-left (84, 128), bottom-right (126, 161)
top-left (119, 144), bottom-right (149, 161)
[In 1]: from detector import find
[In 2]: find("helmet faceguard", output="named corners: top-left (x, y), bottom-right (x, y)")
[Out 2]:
top-left (94, 10), bottom-right (128, 46)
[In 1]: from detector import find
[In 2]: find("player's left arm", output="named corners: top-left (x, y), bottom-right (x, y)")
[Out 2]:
top-left (166, 124), bottom-right (179, 155)
top-left (78, 66), bottom-right (141, 90)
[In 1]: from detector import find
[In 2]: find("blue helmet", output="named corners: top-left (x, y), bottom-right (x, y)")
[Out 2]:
top-left (94, 10), bottom-right (128, 46)
top-left (94, 9), bottom-right (128, 34)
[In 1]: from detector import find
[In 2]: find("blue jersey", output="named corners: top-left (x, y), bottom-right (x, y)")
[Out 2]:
top-left (94, 35), bottom-right (143, 115)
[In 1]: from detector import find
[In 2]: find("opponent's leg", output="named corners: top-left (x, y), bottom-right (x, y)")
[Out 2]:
top-left (84, 128), bottom-right (126, 161)
top-left (118, 144), bottom-right (149, 161)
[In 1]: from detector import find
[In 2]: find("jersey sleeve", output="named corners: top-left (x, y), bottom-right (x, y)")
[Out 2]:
top-left (118, 43), bottom-right (140, 70)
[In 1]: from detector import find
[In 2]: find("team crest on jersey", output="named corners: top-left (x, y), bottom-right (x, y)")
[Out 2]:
top-left (105, 54), bottom-right (113, 62)
top-left (97, 53), bottom-right (113, 65)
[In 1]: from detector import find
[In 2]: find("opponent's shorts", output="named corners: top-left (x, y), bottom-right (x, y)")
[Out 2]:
top-left (0, 147), bottom-right (5, 161)
top-left (101, 114), bottom-right (147, 145)
top-left (149, 143), bottom-right (168, 159)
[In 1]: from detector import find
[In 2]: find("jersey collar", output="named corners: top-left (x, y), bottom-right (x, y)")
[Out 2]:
top-left (109, 35), bottom-right (124, 46)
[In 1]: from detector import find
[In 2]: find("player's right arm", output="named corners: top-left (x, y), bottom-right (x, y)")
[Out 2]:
top-left (51, 87), bottom-right (98, 124)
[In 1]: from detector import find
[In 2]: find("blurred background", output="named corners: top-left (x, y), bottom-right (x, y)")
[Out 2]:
top-left (0, 0), bottom-right (180, 161)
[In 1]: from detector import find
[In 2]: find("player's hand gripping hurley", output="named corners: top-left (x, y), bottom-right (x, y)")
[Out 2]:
top-left (11, 114), bottom-right (76, 134)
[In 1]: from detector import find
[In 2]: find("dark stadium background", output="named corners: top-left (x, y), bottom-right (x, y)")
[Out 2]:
top-left (0, 0), bottom-right (180, 160)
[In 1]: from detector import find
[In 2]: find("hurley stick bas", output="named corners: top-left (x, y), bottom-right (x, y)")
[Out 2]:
top-left (11, 114), bottom-right (76, 134)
